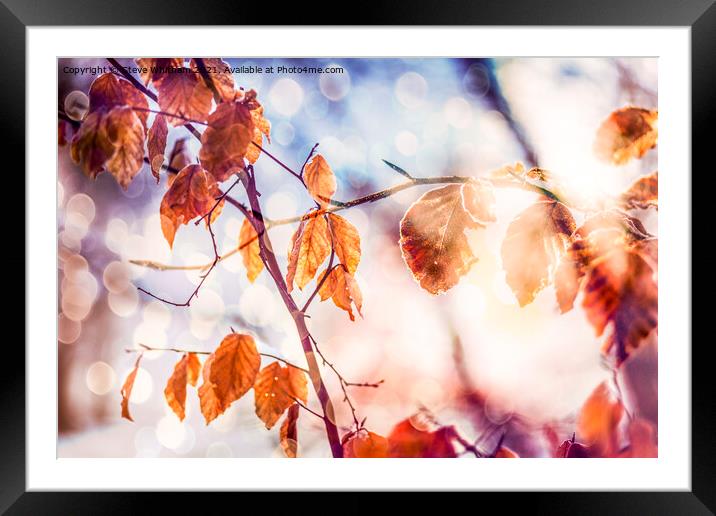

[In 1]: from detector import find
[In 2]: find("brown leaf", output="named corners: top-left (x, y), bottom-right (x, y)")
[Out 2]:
top-left (88, 72), bottom-right (149, 130)
top-left (594, 107), bottom-right (658, 165)
top-left (199, 100), bottom-right (255, 181)
top-left (304, 154), bottom-right (337, 206)
top-left (343, 429), bottom-right (389, 458)
top-left (120, 354), bottom-right (143, 422)
top-left (168, 137), bottom-right (193, 176)
top-left (198, 333), bottom-right (261, 424)
top-left (582, 248), bottom-right (658, 364)
top-left (164, 352), bottom-right (201, 421)
top-left (327, 213), bottom-right (361, 275)
top-left (190, 58), bottom-right (236, 102)
top-left (387, 419), bottom-right (457, 458)
top-left (70, 110), bottom-right (115, 177)
top-left (254, 362), bottom-right (308, 429)
top-left (501, 200), bottom-right (576, 306)
top-left (159, 164), bottom-right (223, 248)
top-left (317, 266), bottom-right (363, 321)
top-left (620, 171), bottom-right (658, 210)
top-left (400, 184), bottom-right (491, 295)
top-left (577, 382), bottom-right (624, 457)
top-left (154, 68), bottom-right (213, 126)
top-left (104, 107), bottom-right (146, 190)
top-left (134, 58), bottom-right (185, 86)
top-left (147, 114), bottom-right (169, 182)
top-left (239, 218), bottom-right (264, 282)
top-left (286, 213), bottom-right (331, 292)
top-left (279, 404), bottom-right (300, 458)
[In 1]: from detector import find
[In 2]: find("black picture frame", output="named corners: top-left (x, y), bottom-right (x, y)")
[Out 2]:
top-left (3, 0), bottom-right (710, 513)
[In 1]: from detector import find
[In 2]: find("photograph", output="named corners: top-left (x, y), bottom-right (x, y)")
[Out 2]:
top-left (57, 56), bottom-right (659, 459)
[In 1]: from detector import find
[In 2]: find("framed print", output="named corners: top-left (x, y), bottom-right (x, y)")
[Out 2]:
top-left (4, 0), bottom-right (712, 513)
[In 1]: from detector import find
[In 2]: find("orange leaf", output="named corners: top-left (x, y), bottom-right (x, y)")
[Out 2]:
top-left (304, 154), bottom-right (337, 207)
top-left (154, 68), bottom-right (213, 126)
top-left (620, 171), bottom-right (658, 210)
top-left (239, 218), bottom-right (264, 283)
top-left (190, 58), bottom-right (236, 102)
top-left (159, 164), bottom-right (223, 248)
top-left (254, 362), bottom-right (308, 430)
top-left (286, 213), bottom-right (331, 292)
top-left (104, 107), bottom-right (146, 190)
top-left (619, 418), bottom-right (657, 458)
top-left (70, 110), bottom-right (116, 178)
top-left (245, 104), bottom-right (271, 164)
top-left (317, 266), bottom-right (363, 321)
top-left (400, 183), bottom-right (494, 295)
top-left (88, 72), bottom-right (149, 130)
top-left (577, 382), bottom-right (624, 457)
top-left (501, 200), bottom-right (576, 306)
top-left (554, 239), bottom-right (594, 313)
top-left (327, 213), bottom-right (361, 275)
top-left (134, 58), bottom-right (185, 86)
top-left (164, 352), bottom-right (201, 421)
top-left (493, 446), bottom-right (519, 458)
top-left (279, 404), bottom-right (300, 458)
top-left (120, 354), bottom-right (143, 422)
top-left (387, 419), bottom-right (457, 458)
top-left (147, 114), bottom-right (169, 182)
top-left (343, 429), bottom-right (389, 458)
top-left (594, 107), bottom-right (658, 165)
top-left (198, 333), bottom-right (261, 425)
top-left (582, 248), bottom-right (658, 364)
top-left (199, 100), bottom-right (255, 181)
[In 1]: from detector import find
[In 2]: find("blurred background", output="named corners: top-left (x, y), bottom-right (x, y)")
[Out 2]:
top-left (57, 57), bottom-right (657, 458)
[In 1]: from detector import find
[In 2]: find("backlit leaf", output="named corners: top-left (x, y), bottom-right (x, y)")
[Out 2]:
top-left (318, 266), bottom-right (363, 321)
top-left (254, 362), bottom-right (308, 429)
top-left (594, 107), bottom-right (658, 165)
top-left (199, 100), bottom-right (254, 181)
top-left (343, 429), bottom-right (389, 458)
top-left (327, 213), bottom-right (361, 274)
top-left (70, 110), bottom-right (115, 178)
top-left (577, 382), bottom-right (624, 457)
top-left (164, 352), bottom-right (201, 421)
top-left (304, 154), bottom-right (337, 207)
top-left (159, 164), bottom-right (223, 248)
top-left (620, 171), bottom-right (658, 210)
top-left (619, 418), bottom-right (657, 458)
top-left (135, 58), bottom-right (185, 86)
top-left (198, 333), bottom-right (261, 425)
top-left (279, 404), bottom-right (300, 458)
top-left (104, 107), bottom-right (146, 189)
top-left (387, 419), bottom-right (457, 458)
top-left (239, 218), bottom-right (264, 282)
top-left (120, 354), bottom-right (143, 422)
top-left (154, 67), bottom-right (213, 126)
top-left (190, 58), bottom-right (236, 102)
top-left (88, 72), bottom-right (150, 130)
top-left (400, 184), bottom-right (493, 295)
top-left (286, 213), bottom-right (331, 292)
top-left (147, 114), bottom-right (168, 182)
top-left (501, 200), bottom-right (576, 306)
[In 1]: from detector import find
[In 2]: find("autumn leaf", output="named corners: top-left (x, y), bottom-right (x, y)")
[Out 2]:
top-left (343, 429), bottom-right (389, 458)
top-left (198, 333), bottom-right (261, 425)
top-left (199, 100), bottom-right (255, 181)
top-left (318, 266), bottom-right (363, 321)
top-left (461, 179), bottom-right (497, 225)
top-left (120, 354), bottom-right (143, 422)
top-left (104, 107), bottom-right (146, 189)
top-left (594, 107), bottom-right (658, 165)
top-left (400, 183), bottom-right (494, 295)
top-left (555, 438), bottom-right (593, 458)
top-left (245, 105), bottom-right (272, 165)
top-left (88, 72), bottom-right (150, 130)
top-left (286, 213), bottom-right (331, 292)
top-left (159, 164), bottom-right (223, 248)
top-left (70, 110), bottom-right (116, 178)
top-left (147, 114), bottom-right (169, 182)
top-left (554, 239), bottom-right (594, 313)
top-left (279, 404), bottom-right (300, 458)
top-left (154, 67), bottom-right (213, 126)
top-left (304, 154), bottom-right (337, 206)
top-left (493, 446), bottom-right (519, 458)
top-left (254, 362), bottom-right (308, 429)
top-left (619, 418), bottom-right (657, 458)
top-left (58, 119), bottom-right (73, 146)
top-left (582, 248), bottom-right (658, 364)
top-left (167, 137), bottom-right (193, 177)
top-left (327, 213), bottom-right (361, 274)
top-left (501, 200), bottom-right (576, 306)
top-left (190, 58), bottom-right (236, 102)
top-left (164, 353), bottom-right (201, 421)
top-left (135, 58), bottom-right (185, 86)
top-left (387, 419), bottom-right (457, 458)
top-left (577, 382), bottom-right (624, 457)
top-left (620, 171), bottom-right (658, 210)
top-left (239, 218), bottom-right (264, 282)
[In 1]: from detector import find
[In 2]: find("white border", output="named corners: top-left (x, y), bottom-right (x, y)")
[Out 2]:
top-left (28, 27), bottom-right (690, 490)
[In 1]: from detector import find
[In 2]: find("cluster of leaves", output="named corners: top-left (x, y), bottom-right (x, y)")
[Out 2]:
top-left (61, 58), bottom-right (658, 457)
